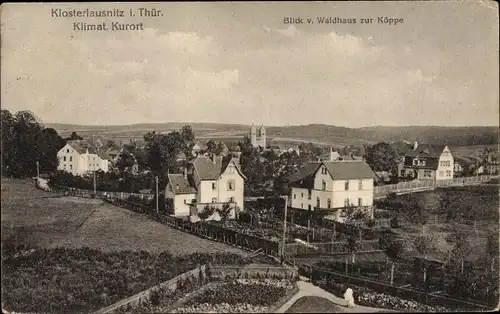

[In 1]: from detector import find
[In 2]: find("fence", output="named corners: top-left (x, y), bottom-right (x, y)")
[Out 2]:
top-left (299, 264), bottom-right (495, 311)
top-left (374, 175), bottom-right (493, 199)
top-left (105, 198), bottom-right (281, 255)
top-left (47, 183), bottom-right (154, 201)
top-left (284, 240), bottom-right (383, 257)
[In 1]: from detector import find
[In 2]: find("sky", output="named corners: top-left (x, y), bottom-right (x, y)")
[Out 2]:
top-left (1, 1), bottom-right (498, 128)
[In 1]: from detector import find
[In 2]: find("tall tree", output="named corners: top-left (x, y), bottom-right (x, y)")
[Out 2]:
top-left (181, 125), bottom-right (195, 157)
top-left (66, 131), bottom-right (83, 141)
top-left (37, 128), bottom-right (65, 173)
top-left (446, 229), bottom-right (472, 274)
top-left (144, 130), bottom-right (185, 191)
top-left (346, 235), bottom-right (361, 263)
top-left (364, 142), bottom-right (398, 172)
top-left (379, 230), bottom-right (405, 285)
top-left (414, 234), bottom-right (436, 258)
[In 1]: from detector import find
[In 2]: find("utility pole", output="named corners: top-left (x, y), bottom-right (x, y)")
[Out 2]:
top-left (92, 134), bottom-right (97, 195)
top-left (281, 194), bottom-right (288, 260)
top-left (155, 175), bottom-right (159, 214)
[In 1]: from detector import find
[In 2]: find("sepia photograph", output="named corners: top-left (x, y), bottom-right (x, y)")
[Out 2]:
top-left (1, 1), bottom-right (499, 313)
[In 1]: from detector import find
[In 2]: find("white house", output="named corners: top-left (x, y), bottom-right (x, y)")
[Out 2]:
top-left (165, 155), bottom-right (247, 217)
top-left (289, 160), bottom-right (376, 221)
top-left (401, 142), bottom-right (454, 181)
top-left (57, 140), bottom-right (110, 176)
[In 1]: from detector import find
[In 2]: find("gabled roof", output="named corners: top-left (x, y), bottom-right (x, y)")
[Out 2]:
top-left (192, 155), bottom-right (223, 180)
top-left (167, 174), bottom-right (197, 194)
top-left (405, 144), bottom-right (447, 158)
top-left (289, 162), bottom-right (322, 184)
top-left (324, 161), bottom-right (376, 180)
top-left (192, 155), bottom-right (247, 181)
top-left (289, 160), bottom-right (376, 184)
top-left (66, 140), bottom-right (97, 155)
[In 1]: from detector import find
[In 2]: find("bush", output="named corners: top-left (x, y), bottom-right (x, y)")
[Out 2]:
top-left (390, 216), bottom-right (400, 228)
top-left (366, 219), bottom-right (376, 228)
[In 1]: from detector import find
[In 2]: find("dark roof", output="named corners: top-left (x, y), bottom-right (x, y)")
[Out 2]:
top-left (67, 140), bottom-right (97, 154)
top-left (97, 151), bottom-right (111, 160)
top-left (192, 155), bottom-right (223, 180)
top-left (403, 156), bottom-right (439, 170)
top-left (191, 155), bottom-right (247, 181)
top-left (289, 162), bottom-right (321, 184)
top-left (289, 161), bottom-right (376, 185)
top-left (167, 174), bottom-right (197, 194)
top-left (405, 144), bottom-right (446, 158)
top-left (324, 161), bottom-right (376, 180)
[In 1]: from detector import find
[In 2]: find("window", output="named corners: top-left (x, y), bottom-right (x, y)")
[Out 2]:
top-left (227, 165), bottom-right (235, 173)
top-left (321, 167), bottom-right (327, 174)
top-left (212, 182), bottom-right (216, 190)
top-left (421, 160), bottom-right (426, 166)
top-left (316, 197), bottom-right (320, 208)
top-left (184, 199), bottom-right (187, 204)
top-left (322, 180), bottom-right (326, 190)
top-left (69, 165), bottom-right (73, 170)
top-left (293, 194), bottom-right (296, 199)
top-left (212, 197), bottom-right (217, 203)
top-left (344, 181), bottom-right (349, 191)
top-left (424, 170), bottom-right (432, 177)
top-left (308, 190), bottom-right (311, 200)
top-left (446, 170), bottom-right (451, 177)
top-left (69, 156), bottom-right (72, 162)
top-left (327, 198), bottom-right (331, 208)
top-left (227, 180), bottom-right (235, 191)
top-left (308, 205), bottom-right (312, 211)
top-left (439, 171), bottom-right (444, 177)
top-left (400, 169), bottom-right (405, 177)
top-left (176, 184), bottom-right (179, 190)
top-left (301, 193), bottom-right (304, 198)
top-left (358, 180), bottom-right (362, 190)
top-left (358, 198), bottom-right (362, 206)
top-left (229, 197), bottom-right (234, 203)
top-left (301, 203), bottom-right (303, 209)
top-left (66, 149), bottom-right (69, 153)
top-left (63, 156), bottom-right (67, 161)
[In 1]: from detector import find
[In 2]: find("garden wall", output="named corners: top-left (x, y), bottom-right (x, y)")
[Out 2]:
top-left (93, 265), bottom-right (206, 314)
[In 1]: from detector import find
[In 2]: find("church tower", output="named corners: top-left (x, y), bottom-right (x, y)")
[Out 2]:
top-left (259, 125), bottom-right (266, 149)
top-left (250, 125), bottom-right (257, 147)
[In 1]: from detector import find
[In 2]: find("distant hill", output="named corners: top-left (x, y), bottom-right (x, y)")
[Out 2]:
top-left (45, 122), bottom-right (498, 148)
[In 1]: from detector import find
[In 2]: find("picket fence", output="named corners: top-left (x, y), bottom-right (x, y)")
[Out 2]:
top-left (374, 175), bottom-right (493, 199)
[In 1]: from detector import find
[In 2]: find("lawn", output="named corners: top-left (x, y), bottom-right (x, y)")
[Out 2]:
top-left (286, 296), bottom-right (344, 313)
top-left (1, 178), bottom-right (246, 255)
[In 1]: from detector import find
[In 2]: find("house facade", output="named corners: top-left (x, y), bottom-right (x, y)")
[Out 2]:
top-left (400, 143), bottom-right (454, 181)
top-left (289, 160), bottom-right (376, 221)
top-left (57, 140), bottom-right (109, 176)
top-left (165, 155), bottom-right (246, 217)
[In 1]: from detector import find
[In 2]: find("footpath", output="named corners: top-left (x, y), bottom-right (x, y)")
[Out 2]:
top-left (275, 277), bottom-right (392, 313)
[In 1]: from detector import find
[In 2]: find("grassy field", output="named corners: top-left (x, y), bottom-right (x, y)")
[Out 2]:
top-left (1, 178), bottom-right (246, 255)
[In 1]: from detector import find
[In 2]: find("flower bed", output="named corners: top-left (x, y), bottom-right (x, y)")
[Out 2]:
top-left (172, 279), bottom-right (295, 313)
top-left (1, 245), bottom-right (247, 313)
top-left (314, 278), bottom-right (478, 312)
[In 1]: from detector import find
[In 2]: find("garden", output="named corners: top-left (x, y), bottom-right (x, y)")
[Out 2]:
top-left (1, 244), bottom-right (249, 313)
top-left (115, 266), bottom-right (298, 313)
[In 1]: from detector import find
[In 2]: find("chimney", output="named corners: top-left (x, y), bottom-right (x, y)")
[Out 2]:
top-left (413, 141), bottom-right (418, 150)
